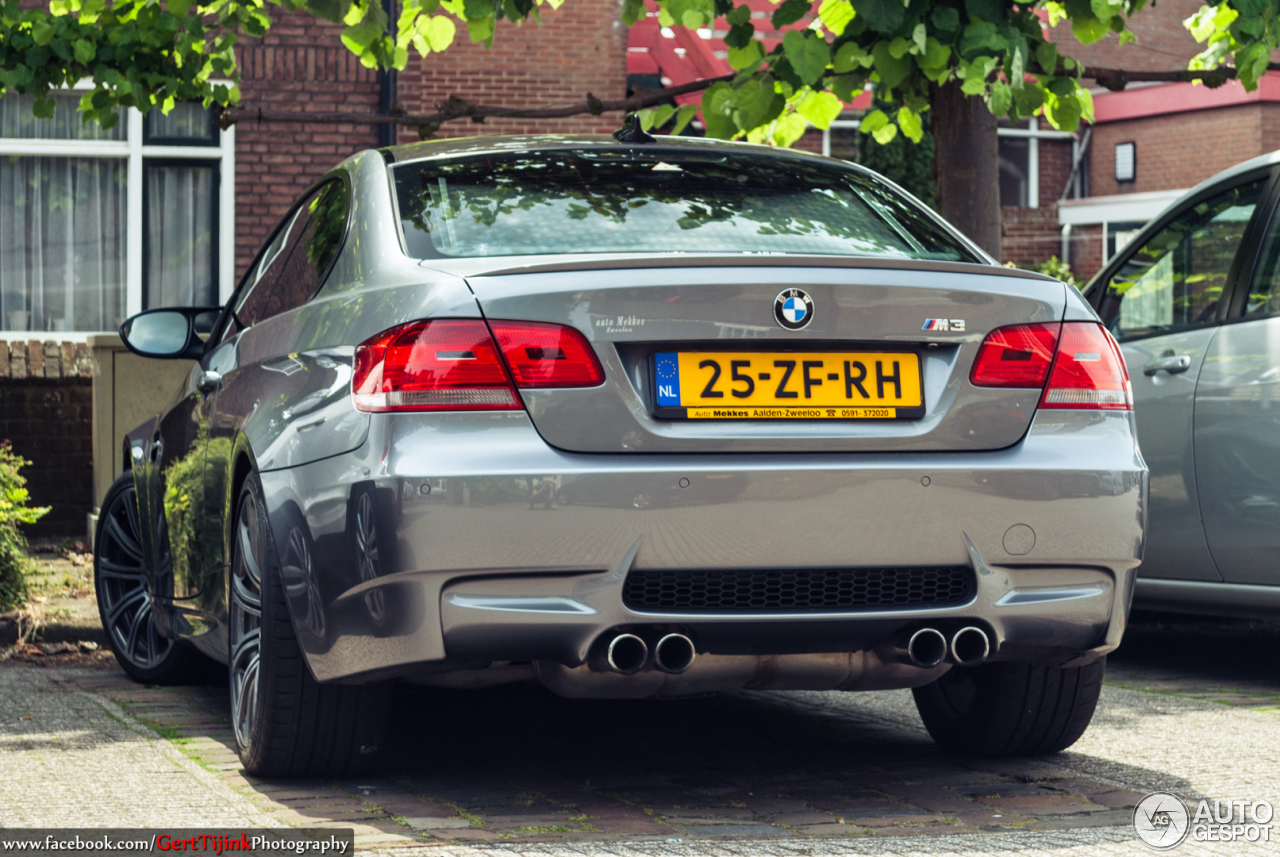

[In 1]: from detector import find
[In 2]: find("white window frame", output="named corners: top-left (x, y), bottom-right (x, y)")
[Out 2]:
top-left (996, 119), bottom-right (1077, 209)
top-left (0, 83), bottom-right (235, 340)
top-left (821, 119), bottom-right (862, 158)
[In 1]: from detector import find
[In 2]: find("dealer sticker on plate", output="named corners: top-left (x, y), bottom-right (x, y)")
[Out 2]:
top-left (653, 351), bottom-right (924, 419)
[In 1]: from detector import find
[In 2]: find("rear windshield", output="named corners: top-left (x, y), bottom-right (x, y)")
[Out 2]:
top-left (392, 148), bottom-right (979, 263)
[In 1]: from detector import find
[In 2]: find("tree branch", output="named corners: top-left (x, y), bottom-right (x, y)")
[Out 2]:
top-left (217, 62), bottom-right (1280, 132)
top-left (217, 73), bottom-right (734, 133)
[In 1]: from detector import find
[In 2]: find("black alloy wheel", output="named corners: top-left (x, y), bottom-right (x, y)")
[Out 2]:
top-left (94, 472), bottom-right (195, 683)
top-left (229, 471), bottom-right (390, 777)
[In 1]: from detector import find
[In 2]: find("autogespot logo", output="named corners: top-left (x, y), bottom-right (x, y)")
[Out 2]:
top-left (1135, 792), bottom-right (1190, 849)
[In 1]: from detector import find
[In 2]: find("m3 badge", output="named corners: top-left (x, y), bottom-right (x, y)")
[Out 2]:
top-left (922, 318), bottom-right (966, 331)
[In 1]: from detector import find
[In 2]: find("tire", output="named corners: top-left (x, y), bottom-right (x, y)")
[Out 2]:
top-left (229, 471), bottom-right (390, 777)
top-left (94, 472), bottom-right (199, 684)
top-left (912, 658), bottom-right (1105, 757)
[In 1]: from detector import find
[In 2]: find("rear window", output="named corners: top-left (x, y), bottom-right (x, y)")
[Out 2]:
top-left (392, 148), bottom-right (979, 263)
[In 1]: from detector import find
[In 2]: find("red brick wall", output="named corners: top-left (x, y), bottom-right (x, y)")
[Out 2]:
top-left (1002, 205), bottom-right (1061, 268)
top-left (394, 3), bottom-right (628, 142)
top-left (233, 9), bottom-right (382, 279)
top-left (1049, 0), bottom-right (1205, 72)
top-left (1087, 103), bottom-right (1268, 197)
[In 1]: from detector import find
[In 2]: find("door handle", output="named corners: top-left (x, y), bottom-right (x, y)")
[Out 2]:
top-left (1142, 355), bottom-right (1192, 376)
top-left (198, 371), bottom-right (222, 395)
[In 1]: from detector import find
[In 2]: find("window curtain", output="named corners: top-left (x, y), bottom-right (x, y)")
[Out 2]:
top-left (0, 157), bottom-right (128, 332)
top-left (146, 164), bottom-right (216, 308)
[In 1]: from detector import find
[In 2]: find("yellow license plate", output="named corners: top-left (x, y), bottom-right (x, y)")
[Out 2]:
top-left (653, 351), bottom-right (924, 419)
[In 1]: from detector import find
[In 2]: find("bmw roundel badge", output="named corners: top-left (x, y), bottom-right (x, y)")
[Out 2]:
top-left (774, 288), bottom-right (814, 331)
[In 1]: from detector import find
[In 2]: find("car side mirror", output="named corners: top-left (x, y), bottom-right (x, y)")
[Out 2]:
top-left (119, 307), bottom-right (221, 360)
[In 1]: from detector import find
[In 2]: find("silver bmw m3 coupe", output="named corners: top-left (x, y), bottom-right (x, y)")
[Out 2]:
top-left (96, 134), bottom-right (1146, 776)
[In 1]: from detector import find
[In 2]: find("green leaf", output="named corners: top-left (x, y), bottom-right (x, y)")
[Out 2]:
top-left (341, 20), bottom-right (383, 52)
top-left (871, 39), bottom-right (912, 90)
top-left (305, 0), bottom-right (346, 19)
top-left (463, 0), bottom-right (495, 18)
top-left (888, 37), bottom-right (909, 59)
top-left (727, 39), bottom-right (764, 70)
top-left (31, 19), bottom-right (56, 47)
top-left (818, 0), bottom-right (854, 36)
top-left (421, 14), bottom-right (455, 50)
top-left (1035, 39), bottom-right (1058, 74)
top-left (965, 0), bottom-right (1006, 24)
top-left (827, 73), bottom-right (862, 102)
top-left (166, 0), bottom-right (191, 17)
top-left (1071, 15), bottom-right (1108, 44)
top-left (911, 23), bottom-right (927, 54)
top-left (72, 38), bottom-right (95, 64)
top-left (344, 2), bottom-right (367, 25)
top-left (466, 14), bottom-right (494, 43)
top-left (782, 31), bottom-right (831, 86)
top-left (896, 105), bottom-right (922, 142)
top-left (730, 75), bottom-right (785, 130)
top-left (671, 102), bottom-right (698, 135)
top-left (621, 0), bottom-right (645, 26)
top-left (986, 79), bottom-right (1012, 115)
top-left (1013, 84), bottom-right (1044, 116)
top-left (930, 5), bottom-right (959, 34)
top-left (1089, 0), bottom-right (1123, 24)
top-left (32, 97), bottom-right (56, 119)
top-left (920, 37), bottom-right (950, 71)
top-left (772, 0), bottom-right (810, 29)
top-left (832, 41), bottom-right (871, 73)
top-left (773, 111), bottom-right (809, 147)
top-left (872, 122), bottom-right (898, 144)
top-left (852, 0), bottom-right (904, 35)
top-left (701, 81), bottom-right (736, 138)
top-left (725, 3), bottom-right (751, 26)
top-left (796, 89), bottom-right (842, 128)
top-left (859, 108), bottom-right (888, 135)
top-left (960, 22), bottom-right (1008, 57)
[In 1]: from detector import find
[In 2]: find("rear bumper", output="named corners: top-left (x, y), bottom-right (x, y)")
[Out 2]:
top-left (258, 408), bottom-right (1146, 686)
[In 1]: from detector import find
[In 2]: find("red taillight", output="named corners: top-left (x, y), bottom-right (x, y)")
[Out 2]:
top-left (970, 321), bottom-right (1131, 410)
top-left (353, 320), bottom-right (520, 412)
top-left (352, 319), bottom-right (604, 412)
top-left (969, 323), bottom-right (1060, 388)
top-left (1040, 322), bottom-right (1132, 410)
top-left (488, 320), bottom-right (604, 388)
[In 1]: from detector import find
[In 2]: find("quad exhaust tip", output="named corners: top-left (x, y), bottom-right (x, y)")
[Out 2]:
top-left (907, 627), bottom-right (948, 669)
top-left (951, 626), bottom-right (990, 667)
top-left (606, 634), bottom-right (648, 675)
top-left (653, 633), bottom-right (696, 674)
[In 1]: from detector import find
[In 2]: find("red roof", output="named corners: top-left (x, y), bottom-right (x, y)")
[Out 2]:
top-left (626, 0), bottom-right (871, 112)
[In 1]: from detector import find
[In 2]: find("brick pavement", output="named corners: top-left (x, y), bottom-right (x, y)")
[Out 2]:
top-left (4, 613), bottom-right (1280, 853)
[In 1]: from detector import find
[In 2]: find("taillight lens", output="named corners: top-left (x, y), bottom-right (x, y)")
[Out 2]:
top-left (969, 323), bottom-right (1060, 388)
top-left (352, 319), bottom-right (604, 412)
top-left (488, 320), bottom-right (604, 388)
top-left (1040, 322), bottom-right (1132, 410)
top-left (970, 321), bottom-right (1131, 410)
top-left (353, 320), bottom-right (519, 412)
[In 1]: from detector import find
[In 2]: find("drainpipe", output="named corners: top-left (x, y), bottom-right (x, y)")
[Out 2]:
top-left (377, 0), bottom-right (397, 148)
top-left (1061, 223), bottom-right (1072, 269)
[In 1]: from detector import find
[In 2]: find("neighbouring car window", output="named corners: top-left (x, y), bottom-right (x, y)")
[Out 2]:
top-left (1101, 178), bottom-right (1266, 339)
top-left (393, 149), bottom-right (979, 262)
top-left (1244, 196), bottom-right (1280, 318)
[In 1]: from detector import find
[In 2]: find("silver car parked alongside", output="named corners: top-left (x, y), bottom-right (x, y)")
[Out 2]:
top-left (95, 135), bottom-right (1146, 776)
top-left (1084, 151), bottom-right (1280, 618)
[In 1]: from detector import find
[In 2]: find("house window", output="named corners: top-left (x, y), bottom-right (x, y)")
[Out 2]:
top-left (0, 89), bottom-right (235, 336)
top-left (821, 119), bottom-right (861, 162)
top-left (1115, 142), bottom-right (1136, 183)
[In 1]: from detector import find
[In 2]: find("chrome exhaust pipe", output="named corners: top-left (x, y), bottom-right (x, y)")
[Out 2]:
top-left (653, 633), bottom-right (696, 674)
top-left (906, 628), bottom-right (948, 669)
top-left (605, 634), bottom-right (648, 675)
top-left (950, 626), bottom-right (990, 667)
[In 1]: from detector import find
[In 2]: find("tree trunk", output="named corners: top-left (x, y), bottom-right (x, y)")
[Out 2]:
top-left (931, 78), bottom-right (1002, 260)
